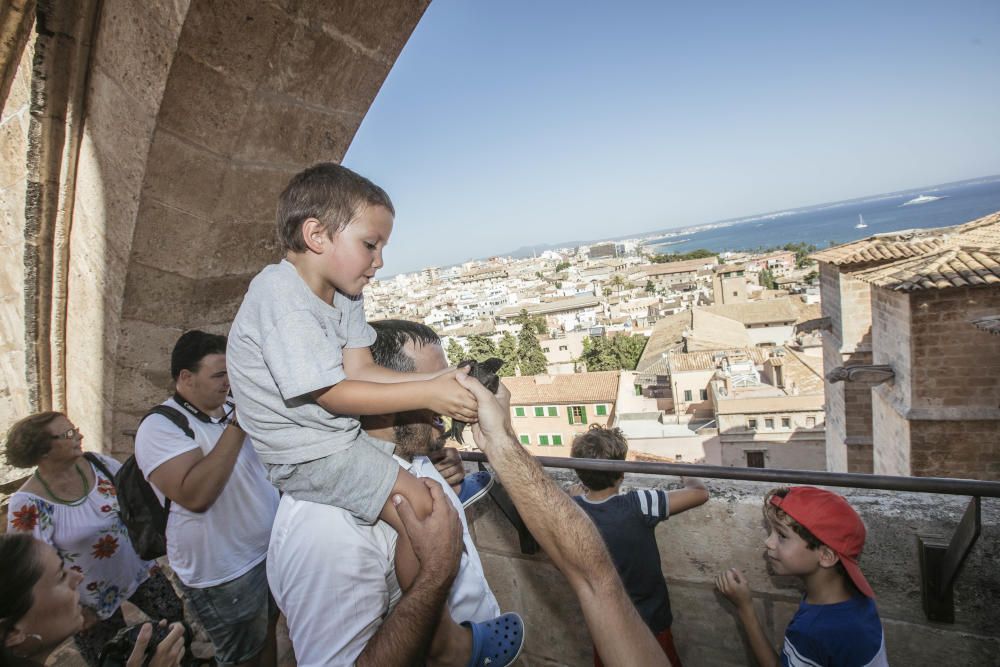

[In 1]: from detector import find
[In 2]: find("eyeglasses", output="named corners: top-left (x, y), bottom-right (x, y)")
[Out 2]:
top-left (51, 428), bottom-right (81, 440)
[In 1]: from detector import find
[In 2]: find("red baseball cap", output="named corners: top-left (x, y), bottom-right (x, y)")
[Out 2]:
top-left (769, 486), bottom-right (875, 598)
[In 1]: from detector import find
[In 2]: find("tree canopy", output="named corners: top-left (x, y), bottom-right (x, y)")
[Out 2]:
top-left (649, 248), bottom-right (716, 263)
top-left (579, 334), bottom-right (647, 372)
top-left (517, 326), bottom-right (548, 375)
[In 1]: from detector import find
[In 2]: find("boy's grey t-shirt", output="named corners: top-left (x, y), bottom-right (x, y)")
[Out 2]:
top-left (227, 260), bottom-right (376, 464)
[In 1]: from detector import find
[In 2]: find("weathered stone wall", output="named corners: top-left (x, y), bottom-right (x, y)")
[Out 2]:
top-left (819, 263), bottom-right (876, 472)
top-left (469, 470), bottom-right (1000, 666)
top-left (870, 286), bottom-right (1000, 479)
top-left (0, 25), bottom-right (33, 485)
top-left (0, 27), bottom-right (33, 450)
top-left (0, 1), bottom-right (429, 456)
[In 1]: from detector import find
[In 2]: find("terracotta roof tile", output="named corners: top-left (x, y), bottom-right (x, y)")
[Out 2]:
top-left (816, 211), bottom-right (1000, 292)
top-left (502, 371), bottom-right (620, 404)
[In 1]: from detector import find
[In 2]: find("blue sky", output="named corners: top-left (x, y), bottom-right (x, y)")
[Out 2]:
top-left (343, 0), bottom-right (1000, 276)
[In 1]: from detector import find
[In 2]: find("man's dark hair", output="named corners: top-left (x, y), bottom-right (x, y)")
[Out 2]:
top-left (171, 330), bottom-right (227, 381)
top-left (4, 411), bottom-right (62, 468)
top-left (570, 425), bottom-right (629, 491)
top-left (370, 320), bottom-right (441, 372)
top-left (277, 162), bottom-right (395, 253)
top-left (0, 533), bottom-right (45, 656)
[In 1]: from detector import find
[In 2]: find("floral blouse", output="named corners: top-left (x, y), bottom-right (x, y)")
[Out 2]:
top-left (7, 454), bottom-right (155, 620)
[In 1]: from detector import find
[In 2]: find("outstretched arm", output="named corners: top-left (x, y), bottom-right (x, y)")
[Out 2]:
top-left (458, 374), bottom-right (667, 667)
top-left (716, 568), bottom-right (778, 667)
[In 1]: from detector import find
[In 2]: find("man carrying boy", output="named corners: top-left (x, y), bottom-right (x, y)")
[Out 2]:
top-left (228, 163), bottom-right (519, 666)
top-left (715, 486), bottom-right (888, 666)
top-left (570, 426), bottom-right (709, 666)
top-left (267, 319), bottom-right (514, 665)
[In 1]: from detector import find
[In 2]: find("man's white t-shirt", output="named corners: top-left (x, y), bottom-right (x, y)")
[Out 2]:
top-left (134, 398), bottom-right (279, 588)
top-left (268, 456), bottom-right (500, 666)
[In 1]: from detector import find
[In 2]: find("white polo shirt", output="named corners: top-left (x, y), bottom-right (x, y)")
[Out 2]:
top-left (267, 456), bottom-right (501, 666)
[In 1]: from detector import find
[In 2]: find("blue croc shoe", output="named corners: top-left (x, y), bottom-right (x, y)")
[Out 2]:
top-left (464, 612), bottom-right (524, 667)
top-left (458, 471), bottom-right (495, 508)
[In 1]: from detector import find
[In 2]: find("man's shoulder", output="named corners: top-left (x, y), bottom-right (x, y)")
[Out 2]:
top-left (134, 400), bottom-right (199, 457)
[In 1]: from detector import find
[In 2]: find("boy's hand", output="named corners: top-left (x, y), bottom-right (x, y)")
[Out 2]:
top-left (715, 567), bottom-right (753, 608)
top-left (426, 369), bottom-right (478, 423)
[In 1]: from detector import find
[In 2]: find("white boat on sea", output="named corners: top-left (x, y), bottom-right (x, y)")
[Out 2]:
top-left (855, 214), bottom-right (868, 230)
top-left (901, 194), bottom-right (945, 206)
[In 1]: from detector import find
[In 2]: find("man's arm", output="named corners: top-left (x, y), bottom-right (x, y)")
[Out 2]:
top-left (356, 479), bottom-right (463, 667)
top-left (429, 447), bottom-right (466, 491)
top-left (457, 374), bottom-right (668, 667)
top-left (716, 568), bottom-right (779, 667)
top-left (146, 421), bottom-right (246, 513)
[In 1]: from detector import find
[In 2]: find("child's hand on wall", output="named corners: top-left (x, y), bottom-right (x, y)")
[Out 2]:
top-left (715, 567), bottom-right (753, 609)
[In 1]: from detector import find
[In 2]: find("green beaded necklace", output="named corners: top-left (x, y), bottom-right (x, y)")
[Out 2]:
top-left (34, 464), bottom-right (89, 504)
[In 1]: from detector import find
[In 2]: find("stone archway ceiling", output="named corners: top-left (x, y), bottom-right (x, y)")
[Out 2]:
top-left (112, 0), bottom-right (429, 453)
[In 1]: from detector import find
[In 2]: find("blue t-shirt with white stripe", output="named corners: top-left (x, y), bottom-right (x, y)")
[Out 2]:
top-left (782, 595), bottom-right (888, 666)
top-left (575, 489), bottom-right (672, 632)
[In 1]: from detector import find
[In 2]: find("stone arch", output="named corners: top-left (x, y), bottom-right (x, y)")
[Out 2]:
top-left (2, 1), bottom-right (428, 456)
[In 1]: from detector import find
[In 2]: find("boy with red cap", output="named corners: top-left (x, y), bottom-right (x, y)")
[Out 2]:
top-left (716, 486), bottom-right (888, 666)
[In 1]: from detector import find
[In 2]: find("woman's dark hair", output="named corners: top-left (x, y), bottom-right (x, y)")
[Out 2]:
top-left (4, 412), bottom-right (62, 468)
top-left (171, 330), bottom-right (227, 381)
top-left (0, 534), bottom-right (44, 656)
top-left (570, 425), bottom-right (629, 491)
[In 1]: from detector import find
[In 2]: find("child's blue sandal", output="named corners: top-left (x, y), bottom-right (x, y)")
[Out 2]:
top-left (458, 471), bottom-right (495, 509)
top-left (463, 612), bottom-right (524, 667)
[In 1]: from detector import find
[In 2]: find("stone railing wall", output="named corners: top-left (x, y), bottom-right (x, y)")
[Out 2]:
top-left (466, 470), bottom-right (999, 666)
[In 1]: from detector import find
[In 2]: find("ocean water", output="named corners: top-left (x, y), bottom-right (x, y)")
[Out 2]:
top-left (648, 178), bottom-right (1000, 255)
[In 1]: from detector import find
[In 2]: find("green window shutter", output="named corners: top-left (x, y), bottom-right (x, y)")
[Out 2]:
top-left (515, 407), bottom-right (525, 417)
top-left (519, 434), bottom-right (530, 445)
top-left (547, 406), bottom-right (558, 417)
top-left (568, 409), bottom-right (574, 425)
top-left (596, 404), bottom-right (607, 416)
top-left (581, 407), bottom-right (587, 424)
top-left (539, 435), bottom-right (549, 445)
top-left (552, 435), bottom-right (563, 446)
top-left (534, 406), bottom-right (545, 417)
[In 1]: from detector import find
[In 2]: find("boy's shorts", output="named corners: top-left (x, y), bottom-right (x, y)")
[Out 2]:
top-left (264, 431), bottom-right (400, 524)
top-left (180, 559), bottom-right (277, 666)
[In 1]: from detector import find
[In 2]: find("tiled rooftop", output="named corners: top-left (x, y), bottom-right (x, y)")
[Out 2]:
top-left (502, 370), bottom-right (620, 404)
top-left (702, 298), bottom-right (798, 326)
top-left (811, 211), bottom-right (1000, 291)
top-left (667, 347), bottom-right (771, 373)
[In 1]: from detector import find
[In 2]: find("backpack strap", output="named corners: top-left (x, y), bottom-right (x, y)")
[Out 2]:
top-left (83, 452), bottom-right (114, 482)
top-left (135, 404), bottom-right (195, 514)
top-left (140, 404), bottom-right (195, 440)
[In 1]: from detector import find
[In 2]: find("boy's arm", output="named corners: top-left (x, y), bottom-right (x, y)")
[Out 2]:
top-left (715, 568), bottom-right (779, 667)
top-left (666, 476), bottom-right (710, 516)
top-left (343, 347), bottom-right (448, 383)
top-left (313, 376), bottom-right (478, 422)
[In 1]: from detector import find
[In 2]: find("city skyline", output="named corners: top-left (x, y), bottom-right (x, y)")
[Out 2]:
top-left (344, 0), bottom-right (1000, 275)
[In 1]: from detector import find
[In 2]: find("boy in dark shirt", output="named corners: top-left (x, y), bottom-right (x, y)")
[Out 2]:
top-left (570, 426), bottom-right (709, 667)
top-left (716, 486), bottom-right (888, 666)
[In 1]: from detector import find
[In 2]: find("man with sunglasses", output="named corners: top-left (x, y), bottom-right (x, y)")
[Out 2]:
top-left (134, 330), bottom-right (280, 667)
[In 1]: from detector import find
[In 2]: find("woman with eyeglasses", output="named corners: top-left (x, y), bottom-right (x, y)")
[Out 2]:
top-left (4, 413), bottom-right (183, 665)
top-left (0, 533), bottom-right (186, 667)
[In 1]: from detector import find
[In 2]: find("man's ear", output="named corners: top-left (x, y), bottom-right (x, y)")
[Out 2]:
top-left (817, 545), bottom-right (841, 569)
top-left (4, 624), bottom-right (27, 650)
top-left (301, 218), bottom-right (330, 254)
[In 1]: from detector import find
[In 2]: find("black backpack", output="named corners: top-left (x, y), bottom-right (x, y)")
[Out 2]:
top-left (86, 405), bottom-right (193, 560)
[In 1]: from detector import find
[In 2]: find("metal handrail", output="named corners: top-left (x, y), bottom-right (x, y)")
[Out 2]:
top-left (459, 451), bottom-right (1000, 497)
